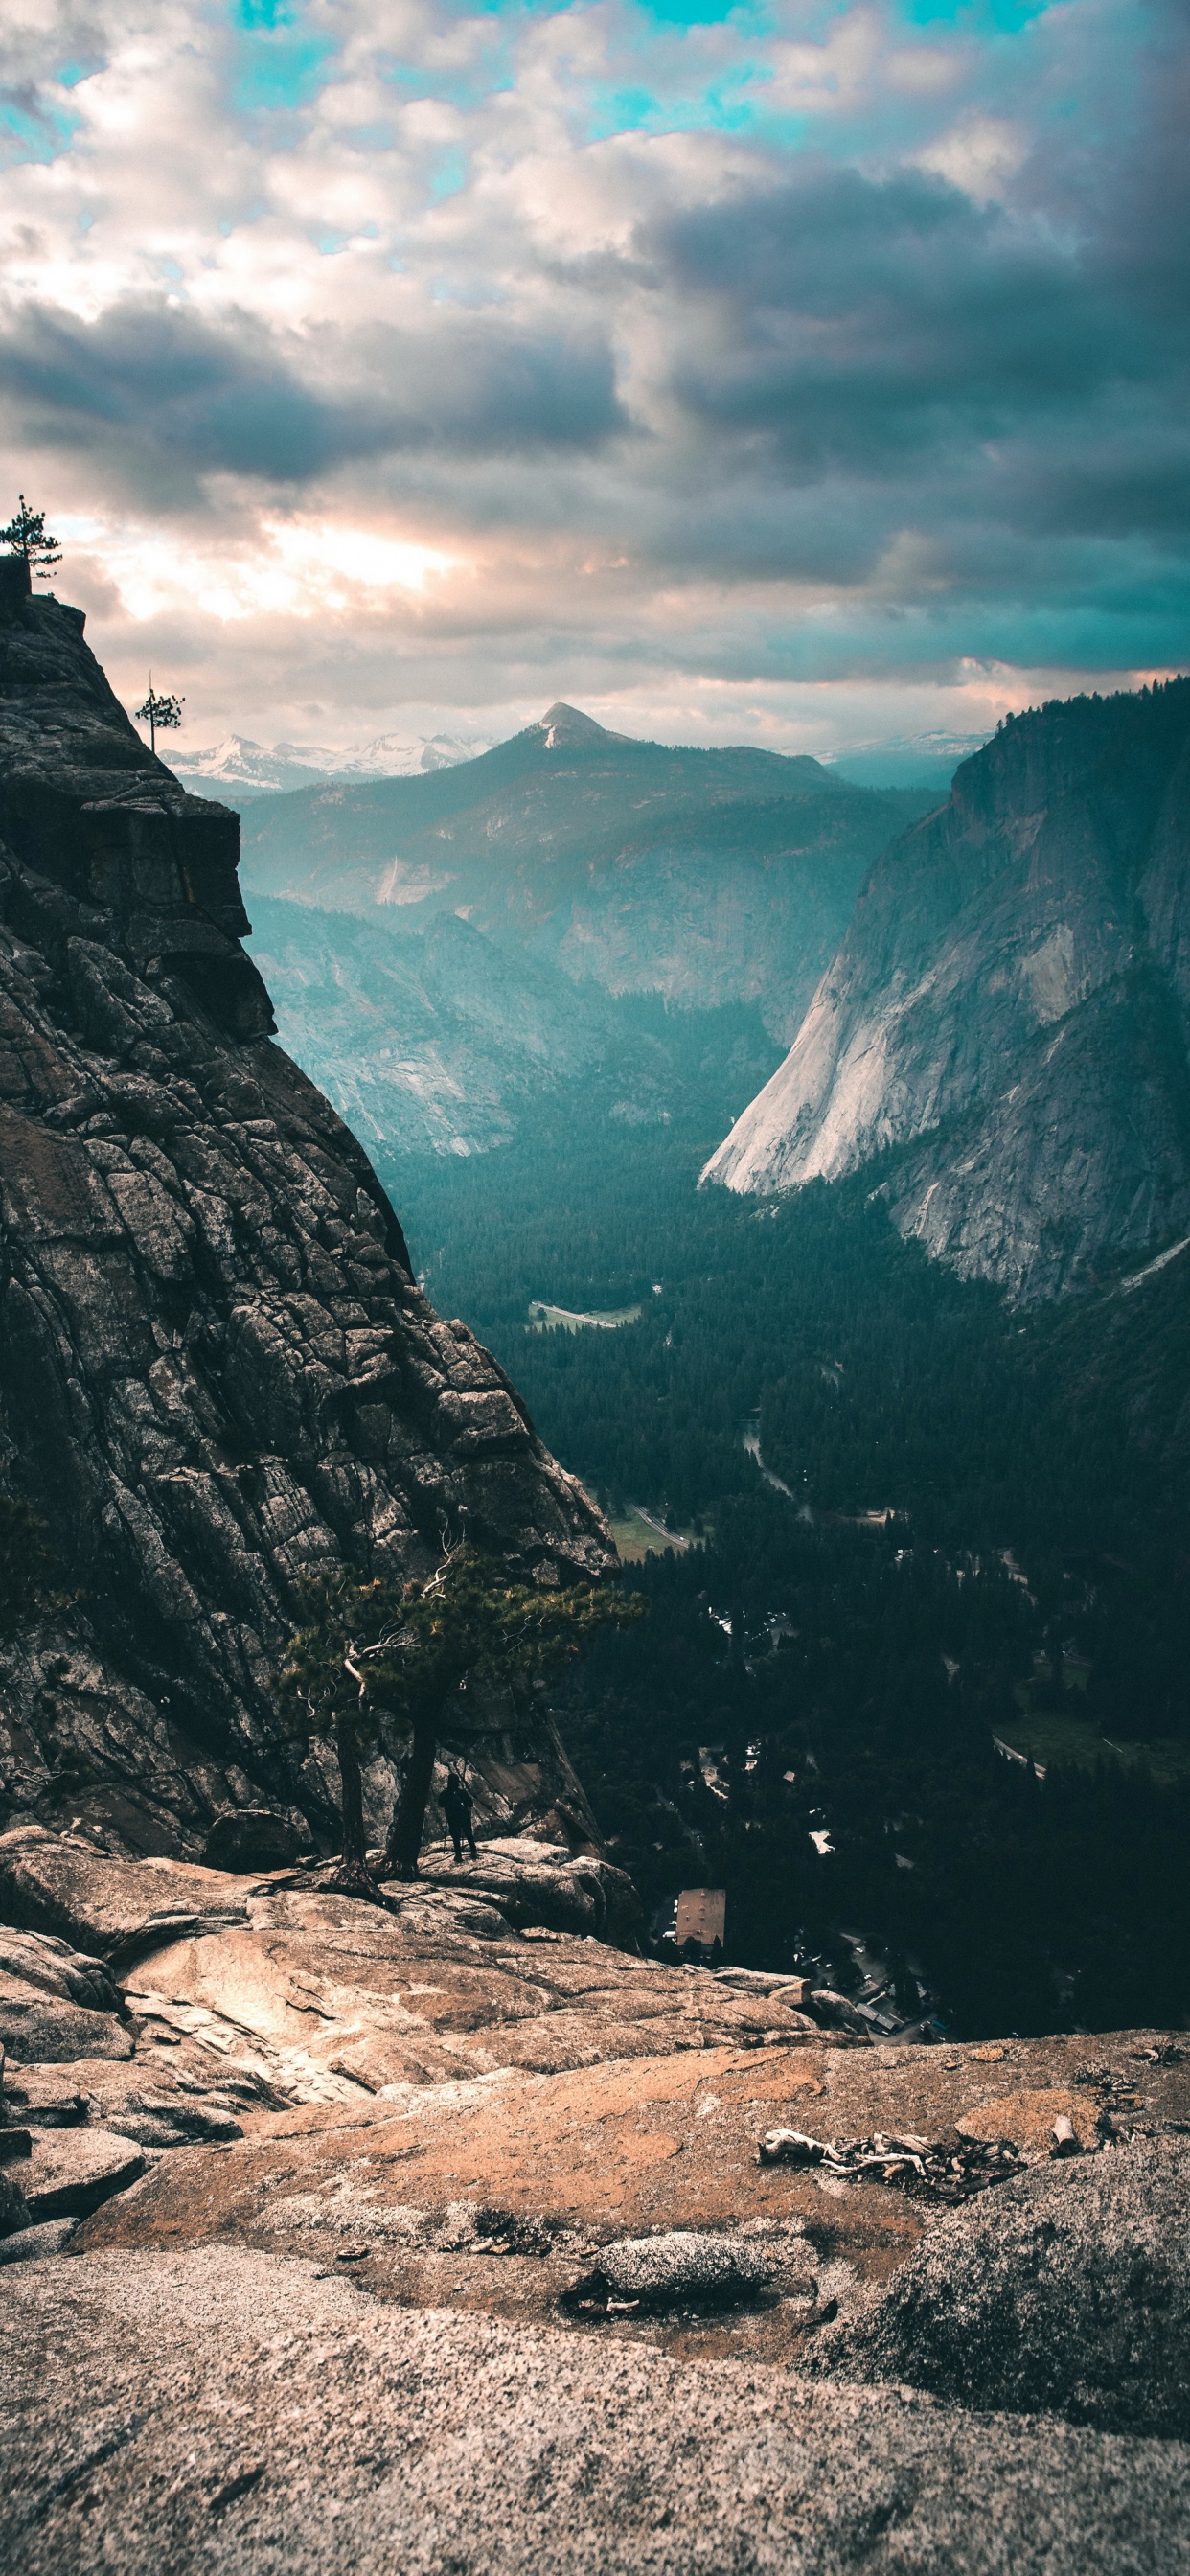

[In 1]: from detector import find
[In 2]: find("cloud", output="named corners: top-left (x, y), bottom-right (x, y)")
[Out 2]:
top-left (0, 294), bottom-right (626, 492)
top-left (652, 160), bottom-right (1152, 476)
top-left (0, 0), bottom-right (1183, 749)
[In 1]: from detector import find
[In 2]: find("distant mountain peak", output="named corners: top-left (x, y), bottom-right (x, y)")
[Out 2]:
top-left (533, 702), bottom-right (633, 749)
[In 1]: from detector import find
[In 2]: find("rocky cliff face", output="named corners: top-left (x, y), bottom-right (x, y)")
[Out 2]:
top-left (703, 681), bottom-right (1190, 1302)
top-left (0, 564), bottom-right (612, 1856)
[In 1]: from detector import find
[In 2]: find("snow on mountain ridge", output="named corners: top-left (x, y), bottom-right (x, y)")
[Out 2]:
top-left (175, 729), bottom-right (491, 795)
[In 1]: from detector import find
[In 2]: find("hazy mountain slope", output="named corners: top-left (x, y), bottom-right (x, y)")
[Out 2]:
top-left (703, 680), bottom-right (1190, 1301)
top-left (248, 897), bottom-right (782, 1161)
top-left (240, 703), bottom-right (932, 1042)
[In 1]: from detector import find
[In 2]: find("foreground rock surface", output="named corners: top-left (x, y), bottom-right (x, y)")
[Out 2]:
top-left (5, 2244), bottom-right (1190, 2576)
top-left (5, 1836), bottom-right (1190, 2564)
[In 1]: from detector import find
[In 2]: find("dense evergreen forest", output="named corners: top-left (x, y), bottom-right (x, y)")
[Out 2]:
top-left (381, 1055), bottom-right (1190, 2040)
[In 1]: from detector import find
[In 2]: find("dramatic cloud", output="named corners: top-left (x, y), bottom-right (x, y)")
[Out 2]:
top-left (0, 296), bottom-right (626, 482)
top-left (0, 0), bottom-right (1184, 753)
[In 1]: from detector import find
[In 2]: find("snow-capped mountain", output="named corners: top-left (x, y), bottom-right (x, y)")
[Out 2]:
top-left (174, 729), bottom-right (490, 800)
top-left (822, 729), bottom-right (993, 789)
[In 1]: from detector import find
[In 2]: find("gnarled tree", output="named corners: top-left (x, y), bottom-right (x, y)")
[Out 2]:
top-left (273, 1544), bottom-right (644, 1894)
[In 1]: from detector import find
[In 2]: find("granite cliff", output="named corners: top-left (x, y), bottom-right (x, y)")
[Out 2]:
top-left (247, 896), bottom-right (780, 1161)
top-left (703, 681), bottom-right (1190, 1302)
top-left (0, 562), bottom-right (612, 1860)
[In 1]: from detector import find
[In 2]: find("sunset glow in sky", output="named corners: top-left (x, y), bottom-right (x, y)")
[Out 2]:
top-left (1, 0), bottom-right (1186, 754)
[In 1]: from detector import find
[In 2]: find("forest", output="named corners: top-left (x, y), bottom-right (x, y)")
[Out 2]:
top-left (381, 1054), bottom-right (1190, 2041)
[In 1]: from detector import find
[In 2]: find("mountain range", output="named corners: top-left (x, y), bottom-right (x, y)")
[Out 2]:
top-left (238, 702), bottom-right (934, 1045)
top-left (822, 729), bottom-right (993, 791)
top-left (704, 680), bottom-right (1190, 1301)
top-left (173, 727), bottom-right (489, 800)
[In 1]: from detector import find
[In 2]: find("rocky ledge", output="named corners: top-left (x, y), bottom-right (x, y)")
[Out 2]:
top-left (3, 1832), bottom-right (1190, 2571)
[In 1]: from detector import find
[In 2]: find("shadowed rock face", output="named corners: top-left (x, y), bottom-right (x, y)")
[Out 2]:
top-left (704, 680), bottom-right (1190, 1303)
top-left (0, 567), bottom-right (613, 1854)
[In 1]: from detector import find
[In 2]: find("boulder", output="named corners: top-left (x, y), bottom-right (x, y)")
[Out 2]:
top-left (0, 2163), bottom-right (29, 2239)
top-left (410, 1837), bottom-right (641, 1944)
top-left (0, 2065), bottom-right (90, 2128)
top-left (19, 2125), bottom-right (144, 2222)
top-left (589, 2230), bottom-right (774, 2307)
top-left (0, 1921), bottom-right (132, 2062)
top-left (812, 2134), bottom-right (1190, 2438)
top-left (0, 2216), bottom-right (76, 2265)
top-left (0, 1925), bottom-right (121, 2011)
top-left (809, 1990), bottom-right (871, 2036)
top-left (0, 1830), bottom-right (252, 1959)
top-left (200, 1809), bottom-right (311, 1873)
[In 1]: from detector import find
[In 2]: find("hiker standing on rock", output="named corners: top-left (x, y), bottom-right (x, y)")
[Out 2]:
top-left (442, 1767), bottom-right (477, 1864)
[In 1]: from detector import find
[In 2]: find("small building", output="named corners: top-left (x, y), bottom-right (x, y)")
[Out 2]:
top-left (675, 1887), bottom-right (726, 1953)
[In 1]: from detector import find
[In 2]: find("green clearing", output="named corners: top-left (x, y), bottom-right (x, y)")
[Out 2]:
top-left (528, 1300), bottom-right (642, 1334)
top-left (997, 1709), bottom-right (1190, 1787)
top-left (606, 1505), bottom-right (700, 1562)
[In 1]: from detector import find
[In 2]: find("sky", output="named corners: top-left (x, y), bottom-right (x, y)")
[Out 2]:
top-left (0, 0), bottom-right (1187, 758)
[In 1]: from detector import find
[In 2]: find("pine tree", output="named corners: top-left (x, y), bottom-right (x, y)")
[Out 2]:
top-left (0, 495), bottom-right (62, 581)
top-left (135, 678), bottom-right (184, 754)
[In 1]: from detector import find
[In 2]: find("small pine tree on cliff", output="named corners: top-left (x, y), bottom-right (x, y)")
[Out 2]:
top-left (273, 1543), bottom-right (644, 1897)
top-left (135, 678), bottom-right (184, 754)
top-left (0, 495), bottom-right (62, 581)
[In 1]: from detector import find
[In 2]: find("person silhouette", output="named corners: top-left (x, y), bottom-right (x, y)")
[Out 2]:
top-left (442, 1768), bottom-right (477, 1864)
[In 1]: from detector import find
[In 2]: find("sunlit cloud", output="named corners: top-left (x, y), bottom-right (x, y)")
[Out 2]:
top-left (57, 509), bottom-right (460, 622)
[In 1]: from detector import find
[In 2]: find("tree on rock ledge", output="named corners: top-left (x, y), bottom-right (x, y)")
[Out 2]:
top-left (379, 1544), bottom-right (644, 1879)
top-left (0, 494), bottom-right (62, 581)
top-left (274, 1545), bottom-right (643, 1897)
top-left (134, 678), bottom-right (184, 755)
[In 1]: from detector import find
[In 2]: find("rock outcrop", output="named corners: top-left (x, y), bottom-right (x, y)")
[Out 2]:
top-left (703, 680), bottom-right (1190, 1302)
top-left (812, 2135), bottom-right (1190, 2438)
top-left (4, 1831), bottom-right (1190, 2569)
top-left (0, 565), bottom-right (612, 1856)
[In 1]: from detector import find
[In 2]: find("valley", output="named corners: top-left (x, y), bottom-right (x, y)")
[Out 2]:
top-left (5, 5), bottom-right (1189, 2559)
top-left (227, 678), bottom-right (1190, 2046)
top-left (377, 1089), bottom-right (1190, 2042)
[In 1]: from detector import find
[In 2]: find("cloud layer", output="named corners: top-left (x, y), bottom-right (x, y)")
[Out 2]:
top-left (0, 0), bottom-right (1185, 752)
